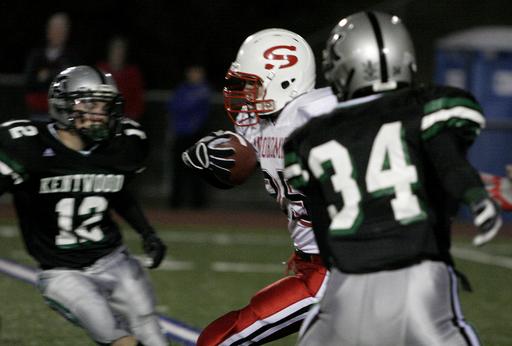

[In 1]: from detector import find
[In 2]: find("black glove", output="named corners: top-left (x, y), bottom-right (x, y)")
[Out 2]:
top-left (182, 130), bottom-right (236, 183)
top-left (142, 233), bottom-right (167, 269)
top-left (471, 197), bottom-right (502, 246)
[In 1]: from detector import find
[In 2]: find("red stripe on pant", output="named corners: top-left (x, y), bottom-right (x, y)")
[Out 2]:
top-left (197, 253), bottom-right (328, 346)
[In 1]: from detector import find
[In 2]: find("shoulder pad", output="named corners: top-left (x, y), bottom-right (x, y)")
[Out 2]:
top-left (0, 119), bottom-right (33, 128)
top-left (119, 119), bottom-right (147, 140)
top-left (120, 118), bottom-right (142, 128)
top-left (0, 119), bottom-right (40, 145)
top-left (421, 85), bottom-right (485, 141)
top-left (108, 119), bottom-right (149, 172)
top-left (288, 87), bottom-right (338, 123)
top-left (0, 120), bottom-right (36, 184)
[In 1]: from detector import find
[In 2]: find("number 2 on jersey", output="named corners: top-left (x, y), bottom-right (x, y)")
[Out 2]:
top-left (309, 121), bottom-right (425, 235)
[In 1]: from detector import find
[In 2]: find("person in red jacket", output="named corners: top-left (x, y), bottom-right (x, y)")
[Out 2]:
top-left (97, 36), bottom-right (145, 121)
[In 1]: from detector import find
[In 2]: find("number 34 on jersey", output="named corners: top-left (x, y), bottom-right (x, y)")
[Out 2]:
top-left (285, 121), bottom-right (426, 235)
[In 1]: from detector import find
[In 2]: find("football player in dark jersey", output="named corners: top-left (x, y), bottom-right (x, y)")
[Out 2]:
top-left (283, 12), bottom-right (502, 346)
top-left (0, 66), bottom-right (167, 346)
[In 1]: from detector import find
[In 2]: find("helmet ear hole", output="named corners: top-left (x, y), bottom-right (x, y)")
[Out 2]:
top-left (281, 81), bottom-right (290, 89)
top-left (330, 45), bottom-right (341, 61)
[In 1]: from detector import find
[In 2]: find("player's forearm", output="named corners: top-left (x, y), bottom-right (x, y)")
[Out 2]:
top-left (111, 190), bottom-right (155, 236)
top-left (443, 167), bottom-right (487, 205)
top-left (425, 131), bottom-right (486, 204)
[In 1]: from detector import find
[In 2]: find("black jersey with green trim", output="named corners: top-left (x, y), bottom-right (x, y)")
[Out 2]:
top-left (0, 118), bottom-right (148, 269)
top-left (284, 85), bottom-right (485, 273)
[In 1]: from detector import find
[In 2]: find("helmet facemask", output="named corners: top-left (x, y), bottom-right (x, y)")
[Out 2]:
top-left (223, 70), bottom-right (276, 126)
top-left (70, 95), bottom-right (124, 144)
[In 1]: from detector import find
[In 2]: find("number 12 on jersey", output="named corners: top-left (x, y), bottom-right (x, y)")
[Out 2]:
top-left (307, 121), bottom-right (426, 235)
top-left (55, 196), bottom-right (107, 248)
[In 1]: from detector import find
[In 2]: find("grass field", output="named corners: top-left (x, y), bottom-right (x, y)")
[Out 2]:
top-left (1, 215), bottom-right (511, 346)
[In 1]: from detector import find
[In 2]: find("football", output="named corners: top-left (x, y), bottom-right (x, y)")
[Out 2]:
top-left (216, 133), bottom-right (258, 185)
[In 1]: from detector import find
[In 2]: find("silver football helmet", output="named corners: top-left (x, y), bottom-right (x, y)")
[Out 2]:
top-left (323, 11), bottom-right (417, 100)
top-left (48, 65), bottom-right (124, 142)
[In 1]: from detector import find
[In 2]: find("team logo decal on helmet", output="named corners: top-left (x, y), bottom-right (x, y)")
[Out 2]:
top-left (263, 46), bottom-right (298, 70)
top-left (363, 61), bottom-right (378, 81)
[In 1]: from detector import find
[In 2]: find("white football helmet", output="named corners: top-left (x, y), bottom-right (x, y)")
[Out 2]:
top-left (224, 28), bottom-right (316, 126)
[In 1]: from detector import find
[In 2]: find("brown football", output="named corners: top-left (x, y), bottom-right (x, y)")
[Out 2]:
top-left (215, 133), bottom-right (258, 185)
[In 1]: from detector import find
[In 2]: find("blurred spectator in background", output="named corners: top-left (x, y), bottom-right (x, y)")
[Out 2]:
top-left (24, 12), bottom-right (79, 119)
top-left (167, 65), bottom-right (211, 208)
top-left (97, 36), bottom-right (145, 121)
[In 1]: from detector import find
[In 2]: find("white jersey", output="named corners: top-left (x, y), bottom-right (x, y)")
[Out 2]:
top-left (235, 87), bottom-right (337, 253)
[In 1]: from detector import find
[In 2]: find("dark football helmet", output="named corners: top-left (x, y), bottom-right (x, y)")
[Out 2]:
top-left (48, 65), bottom-right (124, 142)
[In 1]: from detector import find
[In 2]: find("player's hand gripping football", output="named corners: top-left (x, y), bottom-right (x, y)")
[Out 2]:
top-left (470, 197), bottom-right (502, 246)
top-left (142, 233), bottom-right (167, 269)
top-left (182, 130), bottom-right (236, 182)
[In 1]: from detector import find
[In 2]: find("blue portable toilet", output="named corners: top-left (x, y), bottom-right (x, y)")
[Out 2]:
top-left (434, 49), bottom-right (472, 90)
top-left (435, 27), bottom-right (512, 176)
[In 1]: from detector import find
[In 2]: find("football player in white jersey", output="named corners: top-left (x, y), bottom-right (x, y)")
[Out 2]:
top-left (182, 29), bottom-right (337, 345)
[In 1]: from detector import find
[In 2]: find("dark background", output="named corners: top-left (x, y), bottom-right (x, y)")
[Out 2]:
top-left (1, 0), bottom-right (511, 89)
top-left (0, 0), bottom-right (510, 208)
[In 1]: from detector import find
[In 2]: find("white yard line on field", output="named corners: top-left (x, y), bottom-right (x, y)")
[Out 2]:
top-left (211, 261), bottom-right (285, 273)
top-left (0, 258), bottom-right (38, 283)
top-left (153, 230), bottom-right (290, 246)
top-left (0, 224), bottom-right (290, 246)
top-left (452, 246), bottom-right (512, 270)
top-left (0, 225), bottom-right (17, 237)
top-left (133, 256), bottom-right (196, 271)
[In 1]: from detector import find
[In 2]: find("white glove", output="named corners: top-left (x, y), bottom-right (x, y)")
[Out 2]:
top-left (470, 197), bottom-right (502, 246)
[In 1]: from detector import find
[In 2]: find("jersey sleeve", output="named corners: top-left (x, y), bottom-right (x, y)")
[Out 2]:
top-left (420, 86), bottom-right (485, 144)
top-left (284, 121), bottom-right (335, 267)
top-left (295, 87), bottom-right (338, 122)
top-left (0, 149), bottom-right (26, 187)
top-left (424, 130), bottom-right (487, 205)
top-left (420, 89), bottom-right (488, 205)
top-left (116, 119), bottom-right (150, 173)
top-left (110, 189), bottom-right (155, 237)
top-left (0, 120), bottom-right (33, 189)
top-left (283, 125), bottom-right (312, 193)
